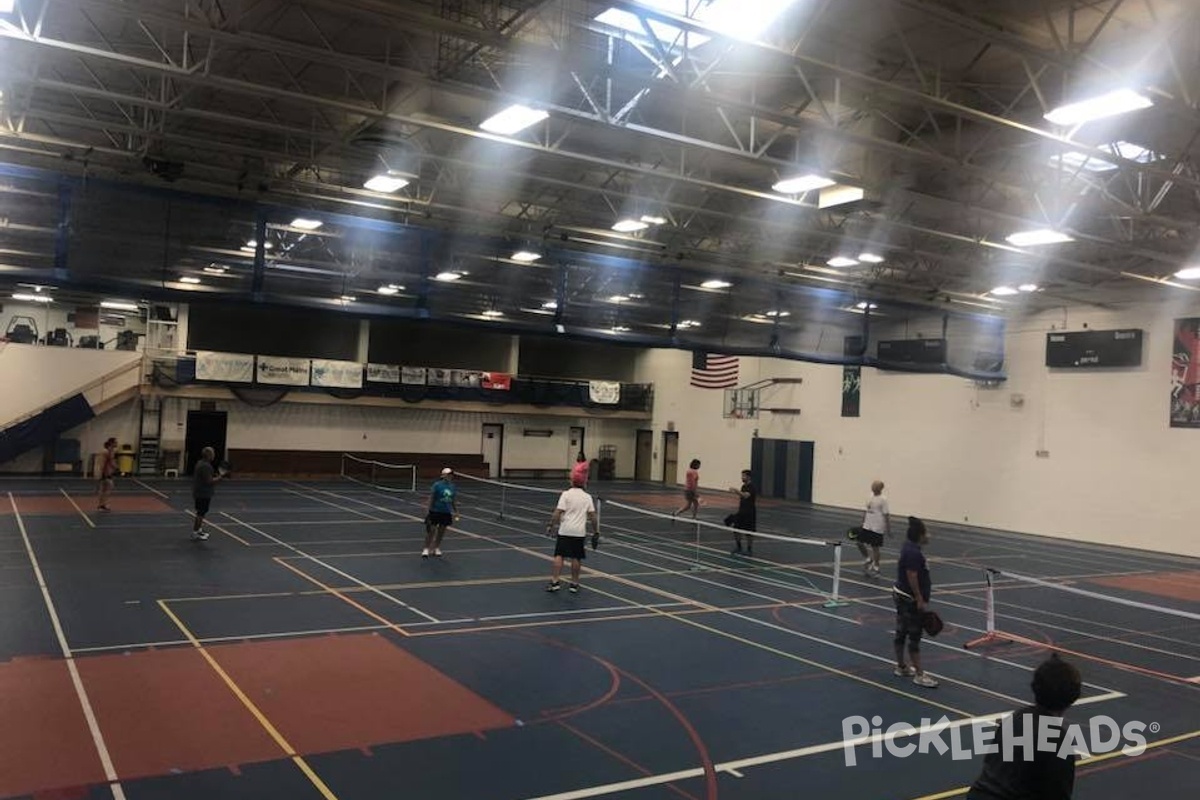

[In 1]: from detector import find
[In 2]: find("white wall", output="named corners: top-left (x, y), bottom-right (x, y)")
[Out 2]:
top-left (636, 302), bottom-right (1200, 555)
top-left (0, 398), bottom-right (141, 474)
top-left (0, 343), bottom-right (141, 426)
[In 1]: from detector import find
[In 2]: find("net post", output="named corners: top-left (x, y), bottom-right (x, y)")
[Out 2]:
top-left (964, 568), bottom-right (1003, 649)
top-left (499, 481), bottom-right (506, 520)
top-left (595, 498), bottom-right (602, 535)
top-left (409, 466), bottom-right (416, 492)
top-left (823, 542), bottom-right (850, 608)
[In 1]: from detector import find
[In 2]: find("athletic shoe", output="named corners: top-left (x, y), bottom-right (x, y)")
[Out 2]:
top-left (545, 581), bottom-right (561, 592)
top-left (568, 583), bottom-right (579, 594)
top-left (913, 673), bottom-right (939, 688)
top-left (434, 548), bottom-right (443, 557)
top-left (421, 548), bottom-right (430, 558)
top-left (98, 505), bottom-right (111, 512)
top-left (193, 530), bottom-right (209, 541)
top-left (894, 666), bottom-right (916, 677)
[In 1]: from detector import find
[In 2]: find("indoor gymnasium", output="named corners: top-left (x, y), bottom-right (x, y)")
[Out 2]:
top-left (0, 1), bottom-right (1197, 798)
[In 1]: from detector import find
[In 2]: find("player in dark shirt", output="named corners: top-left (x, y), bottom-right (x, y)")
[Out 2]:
top-left (191, 447), bottom-right (222, 541)
top-left (967, 655), bottom-right (1083, 800)
top-left (894, 516), bottom-right (938, 687)
top-left (726, 469), bottom-right (757, 556)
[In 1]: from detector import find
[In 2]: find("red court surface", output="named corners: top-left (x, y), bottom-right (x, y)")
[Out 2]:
top-left (0, 495), bottom-right (174, 515)
top-left (209, 632), bottom-right (516, 753)
top-left (0, 657), bottom-right (106, 798)
top-left (1089, 570), bottom-right (1200, 603)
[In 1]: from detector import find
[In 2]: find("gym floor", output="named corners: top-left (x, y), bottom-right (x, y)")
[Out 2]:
top-left (1, 476), bottom-right (1197, 799)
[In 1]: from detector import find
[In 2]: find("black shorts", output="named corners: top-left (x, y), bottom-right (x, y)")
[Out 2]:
top-left (194, 497), bottom-right (211, 516)
top-left (428, 511), bottom-right (454, 528)
top-left (853, 527), bottom-right (884, 547)
top-left (554, 535), bottom-right (587, 560)
top-left (894, 592), bottom-right (924, 650)
top-left (684, 489), bottom-right (698, 502)
top-left (725, 513), bottom-right (756, 532)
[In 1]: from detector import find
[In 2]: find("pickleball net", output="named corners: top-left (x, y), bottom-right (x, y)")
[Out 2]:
top-left (339, 454), bottom-right (418, 492)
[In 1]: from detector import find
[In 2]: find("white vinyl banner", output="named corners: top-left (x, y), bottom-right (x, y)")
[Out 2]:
top-left (256, 356), bottom-right (311, 385)
top-left (367, 363), bottom-right (400, 383)
top-left (311, 359), bottom-right (363, 389)
top-left (589, 380), bottom-right (621, 405)
top-left (401, 366), bottom-right (428, 385)
top-left (195, 351), bottom-right (255, 383)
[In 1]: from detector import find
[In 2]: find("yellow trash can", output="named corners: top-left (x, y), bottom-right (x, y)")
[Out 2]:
top-left (116, 444), bottom-right (136, 476)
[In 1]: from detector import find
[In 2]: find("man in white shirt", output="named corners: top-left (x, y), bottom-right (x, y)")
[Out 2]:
top-left (544, 476), bottom-right (599, 594)
top-left (854, 479), bottom-right (890, 576)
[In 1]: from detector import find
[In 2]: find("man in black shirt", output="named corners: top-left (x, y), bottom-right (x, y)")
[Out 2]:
top-left (726, 469), bottom-right (757, 556)
top-left (967, 655), bottom-right (1083, 800)
top-left (191, 447), bottom-right (222, 541)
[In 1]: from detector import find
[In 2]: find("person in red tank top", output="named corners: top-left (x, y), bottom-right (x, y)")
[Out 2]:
top-left (674, 459), bottom-right (701, 519)
top-left (570, 452), bottom-right (590, 488)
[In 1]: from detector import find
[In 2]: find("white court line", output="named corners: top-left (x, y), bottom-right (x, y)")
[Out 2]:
top-left (9, 493), bottom-right (127, 800)
top-left (478, 602), bottom-right (687, 623)
top-left (283, 483), bottom-right (384, 521)
top-left (132, 478), bottom-right (169, 500)
top-left (59, 487), bottom-right (96, 529)
top-left (224, 513), bottom-right (440, 624)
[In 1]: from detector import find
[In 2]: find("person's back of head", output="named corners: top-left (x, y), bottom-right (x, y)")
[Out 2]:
top-left (201, 446), bottom-right (215, 461)
top-left (576, 452), bottom-right (587, 463)
top-left (906, 516), bottom-right (926, 542)
top-left (1031, 654), bottom-right (1082, 714)
top-left (690, 459), bottom-right (701, 469)
top-left (871, 479), bottom-right (884, 495)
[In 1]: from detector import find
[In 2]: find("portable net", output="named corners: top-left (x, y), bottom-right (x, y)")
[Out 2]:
top-left (452, 472), bottom-right (563, 520)
top-left (966, 567), bottom-right (1200, 685)
top-left (339, 453), bottom-right (417, 492)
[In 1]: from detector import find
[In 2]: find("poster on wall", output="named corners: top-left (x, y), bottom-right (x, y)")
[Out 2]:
top-left (256, 355), bottom-right (311, 385)
top-left (367, 364), bottom-right (400, 383)
top-left (196, 351), bottom-right (255, 383)
top-left (426, 368), bottom-right (451, 386)
top-left (451, 370), bottom-right (482, 387)
top-left (311, 359), bottom-right (363, 389)
top-left (841, 336), bottom-right (862, 418)
top-left (401, 366), bottom-right (427, 385)
top-left (1171, 318), bottom-right (1200, 427)
top-left (482, 372), bottom-right (512, 390)
top-left (589, 380), bottom-right (621, 405)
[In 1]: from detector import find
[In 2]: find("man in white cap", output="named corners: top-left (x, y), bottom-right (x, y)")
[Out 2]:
top-left (544, 473), bottom-right (599, 594)
top-left (423, 467), bottom-right (459, 557)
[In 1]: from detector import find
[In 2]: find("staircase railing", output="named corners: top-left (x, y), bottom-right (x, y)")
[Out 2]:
top-left (0, 357), bottom-right (144, 431)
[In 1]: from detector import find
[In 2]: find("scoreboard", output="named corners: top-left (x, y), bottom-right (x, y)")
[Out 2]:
top-left (1045, 329), bottom-right (1143, 368)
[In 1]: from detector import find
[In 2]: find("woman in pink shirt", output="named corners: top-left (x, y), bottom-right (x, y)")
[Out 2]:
top-left (674, 459), bottom-right (701, 519)
top-left (571, 452), bottom-right (590, 487)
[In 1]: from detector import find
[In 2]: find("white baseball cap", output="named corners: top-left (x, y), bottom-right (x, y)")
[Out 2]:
top-left (441, 467), bottom-right (453, 475)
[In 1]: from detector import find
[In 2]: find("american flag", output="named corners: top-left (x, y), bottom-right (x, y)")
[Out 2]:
top-left (690, 352), bottom-right (739, 388)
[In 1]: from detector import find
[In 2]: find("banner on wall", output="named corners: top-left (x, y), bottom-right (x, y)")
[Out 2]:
top-left (588, 380), bottom-right (621, 404)
top-left (451, 370), bottom-right (482, 387)
top-left (401, 366), bottom-right (427, 385)
top-left (1171, 318), bottom-right (1200, 427)
top-left (426, 368), bottom-right (451, 386)
top-left (196, 351), bottom-right (255, 383)
top-left (482, 372), bottom-right (512, 390)
top-left (311, 359), bottom-right (363, 389)
top-left (367, 364), bottom-right (400, 383)
top-left (841, 336), bottom-right (862, 418)
top-left (256, 355), bottom-right (311, 386)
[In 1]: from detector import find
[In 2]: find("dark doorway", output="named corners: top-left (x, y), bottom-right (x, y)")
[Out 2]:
top-left (568, 426), bottom-right (585, 467)
top-left (634, 429), bottom-right (654, 482)
top-left (481, 423), bottom-right (504, 479)
top-left (184, 411), bottom-right (228, 475)
top-left (750, 438), bottom-right (815, 502)
top-left (661, 431), bottom-right (679, 484)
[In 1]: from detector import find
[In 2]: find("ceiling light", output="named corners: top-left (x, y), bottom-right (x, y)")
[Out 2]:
top-left (608, 294), bottom-right (629, 303)
top-left (203, 265), bottom-right (228, 274)
top-left (989, 286), bottom-right (1019, 296)
top-left (855, 302), bottom-right (878, 310)
top-left (701, 0), bottom-right (796, 41)
top-left (377, 285), bottom-right (400, 295)
top-left (100, 301), bottom-right (139, 311)
top-left (363, 173), bottom-right (410, 193)
top-left (701, 279), bottom-right (732, 289)
top-left (0, 1), bottom-right (14, 13)
top-left (628, 293), bottom-right (643, 299)
top-left (858, 252), bottom-right (885, 264)
top-left (1049, 151), bottom-right (1117, 172)
top-left (290, 217), bottom-right (323, 230)
top-left (541, 300), bottom-right (558, 310)
top-left (1018, 284), bottom-right (1039, 293)
top-left (818, 185), bottom-right (865, 208)
top-left (612, 219), bottom-right (649, 233)
top-left (1107, 141), bottom-right (1156, 163)
top-left (435, 271), bottom-right (462, 282)
top-left (180, 276), bottom-right (202, 284)
top-left (763, 310), bottom-right (790, 317)
top-left (677, 320), bottom-right (702, 328)
top-left (772, 174), bottom-right (835, 194)
top-left (482, 309), bottom-right (504, 318)
top-left (1044, 88), bottom-right (1153, 126)
top-left (340, 295), bottom-right (356, 302)
top-left (827, 256), bottom-right (859, 268)
top-left (640, 215), bottom-right (667, 225)
top-left (247, 240), bottom-right (273, 250)
top-left (511, 250), bottom-right (541, 263)
top-left (12, 292), bottom-right (52, 303)
top-left (479, 104), bottom-right (549, 135)
top-left (593, 6), bottom-right (712, 49)
top-left (1173, 267), bottom-right (1200, 280)
top-left (1005, 229), bottom-right (1074, 247)
top-left (609, 325), bottom-right (631, 333)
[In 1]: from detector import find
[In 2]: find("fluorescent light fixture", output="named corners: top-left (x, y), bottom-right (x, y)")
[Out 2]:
top-left (1173, 267), bottom-right (1200, 280)
top-left (640, 215), bottom-right (667, 225)
top-left (677, 319), bottom-right (702, 328)
top-left (595, 1), bottom-right (791, 45)
top-left (1107, 141), bottom-right (1156, 163)
top-left (763, 310), bottom-right (790, 318)
top-left (180, 276), bottom-right (202, 284)
top-left (818, 185), bottom-right (865, 208)
top-left (479, 104), bottom-right (549, 135)
top-left (363, 173), bottom-right (410, 193)
top-left (339, 295), bottom-right (357, 302)
top-left (435, 271), bottom-right (462, 282)
top-left (481, 309), bottom-right (504, 318)
top-left (855, 302), bottom-right (878, 310)
top-left (701, 278), bottom-right (732, 289)
top-left (594, 5), bottom-right (712, 49)
top-left (12, 292), bottom-right (52, 303)
top-left (857, 252), bottom-right (885, 263)
top-left (1005, 228), bottom-right (1074, 247)
top-left (1044, 88), bottom-right (1153, 126)
top-left (989, 286), bottom-right (1019, 296)
top-left (203, 265), bottom-right (228, 274)
top-left (246, 240), bottom-right (273, 250)
top-left (826, 256), bottom-right (859, 268)
top-left (772, 174), bottom-right (835, 194)
top-left (628, 293), bottom-right (643, 299)
top-left (511, 250), bottom-right (541, 263)
top-left (1018, 283), bottom-right (1039, 293)
top-left (555, 324), bottom-right (566, 334)
top-left (611, 218), bottom-right (649, 233)
top-left (542, 300), bottom-right (558, 310)
top-left (377, 285), bottom-right (401, 295)
top-left (0, 1), bottom-right (15, 14)
top-left (609, 325), bottom-right (631, 333)
top-left (290, 217), bottom-right (323, 230)
top-left (100, 301), bottom-right (140, 311)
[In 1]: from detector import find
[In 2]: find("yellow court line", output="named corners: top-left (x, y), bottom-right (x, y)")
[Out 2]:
top-left (273, 557), bottom-right (413, 637)
top-left (155, 599), bottom-right (339, 800)
top-left (59, 488), bottom-right (96, 529)
top-left (907, 728), bottom-right (1200, 800)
